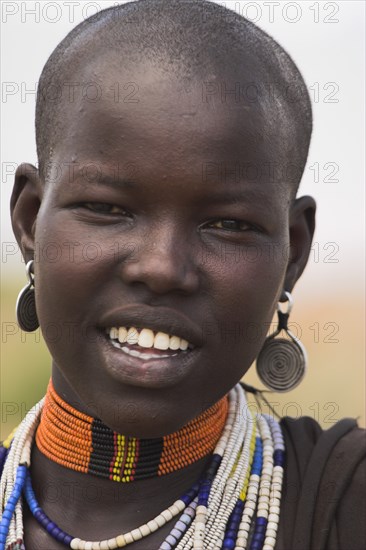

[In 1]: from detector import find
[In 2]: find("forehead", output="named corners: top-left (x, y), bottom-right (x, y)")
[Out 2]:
top-left (52, 55), bottom-right (284, 196)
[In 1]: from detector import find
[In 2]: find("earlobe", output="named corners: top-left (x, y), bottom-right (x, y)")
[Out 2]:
top-left (283, 195), bottom-right (316, 295)
top-left (11, 163), bottom-right (43, 263)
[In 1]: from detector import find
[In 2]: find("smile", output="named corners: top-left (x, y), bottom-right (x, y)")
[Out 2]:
top-left (106, 326), bottom-right (194, 360)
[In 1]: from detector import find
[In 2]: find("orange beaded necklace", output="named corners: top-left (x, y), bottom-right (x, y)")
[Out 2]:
top-left (35, 380), bottom-right (229, 482)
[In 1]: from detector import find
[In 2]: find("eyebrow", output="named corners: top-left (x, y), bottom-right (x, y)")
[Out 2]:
top-left (83, 174), bottom-right (137, 189)
top-left (76, 171), bottom-right (273, 208)
top-left (202, 189), bottom-right (273, 208)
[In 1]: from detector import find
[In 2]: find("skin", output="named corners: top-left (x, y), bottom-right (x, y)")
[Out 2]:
top-left (11, 55), bottom-right (315, 548)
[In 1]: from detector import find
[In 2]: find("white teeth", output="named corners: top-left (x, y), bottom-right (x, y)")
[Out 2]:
top-left (138, 328), bottom-right (155, 348)
top-left (169, 335), bottom-right (181, 350)
top-left (110, 327), bottom-right (118, 340)
top-left (111, 340), bottom-right (179, 359)
top-left (107, 326), bottom-right (193, 351)
top-left (127, 327), bottom-right (139, 345)
top-left (180, 339), bottom-right (189, 351)
top-left (118, 327), bottom-right (128, 344)
top-left (153, 332), bottom-right (170, 350)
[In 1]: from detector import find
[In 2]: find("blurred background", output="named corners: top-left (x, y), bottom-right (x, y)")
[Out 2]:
top-left (1, 1), bottom-right (365, 439)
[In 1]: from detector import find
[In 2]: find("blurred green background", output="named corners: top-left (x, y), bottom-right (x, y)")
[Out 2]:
top-left (1, 275), bottom-right (365, 441)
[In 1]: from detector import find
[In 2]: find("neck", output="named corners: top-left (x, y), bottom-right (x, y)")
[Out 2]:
top-left (29, 380), bottom-right (228, 534)
top-left (35, 379), bottom-right (228, 483)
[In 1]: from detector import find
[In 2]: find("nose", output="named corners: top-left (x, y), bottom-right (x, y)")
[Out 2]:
top-left (118, 222), bottom-right (200, 295)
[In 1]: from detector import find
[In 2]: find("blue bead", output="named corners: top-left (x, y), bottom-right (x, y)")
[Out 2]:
top-left (56, 531), bottom-right (67, 542)
top-left (166, 534), bottom-right (177, 545)
top-left (274, 449), bottom-right (285, 466)
top-left (222, 538), bottom-right (235, 549)
top-left (2, 510), bottom-right (12, 520)
top-left (228, 519), bottom-right (239, 529)
top-left (229, 522), bottom-right (240, 532)
top-left (40, 516), bottom-right (50, 528)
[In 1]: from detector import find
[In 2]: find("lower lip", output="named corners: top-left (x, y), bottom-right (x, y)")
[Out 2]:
top-left (99, 333), bottom-right (200, 389)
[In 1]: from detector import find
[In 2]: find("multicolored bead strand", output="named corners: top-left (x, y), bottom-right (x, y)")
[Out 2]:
top-left (234, 433), bottom-right (263, 548)
top-left (221, 428), bottom-right (259, 550)
top-left (262, 415), bottom-right (285, 550)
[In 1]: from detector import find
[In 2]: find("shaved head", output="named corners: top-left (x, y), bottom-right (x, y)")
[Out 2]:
top-left (35, 0), bottom-right (312, 196)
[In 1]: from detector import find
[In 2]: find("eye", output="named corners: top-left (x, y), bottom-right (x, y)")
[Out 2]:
top-left (204, 219), bottom-right (256, 232)
top-left (78, 202), bottom-right (130, 216)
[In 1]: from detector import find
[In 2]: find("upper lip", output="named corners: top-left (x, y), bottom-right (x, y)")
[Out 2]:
top-left (98, 305), bottom-right (204, 348)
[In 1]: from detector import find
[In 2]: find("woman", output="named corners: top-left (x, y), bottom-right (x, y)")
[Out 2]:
top-left (1, 0), bottom-right (365, 549)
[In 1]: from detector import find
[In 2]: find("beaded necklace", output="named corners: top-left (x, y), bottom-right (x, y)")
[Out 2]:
top-left (36, 380), bottom-right (228, 482)
top-left (0, 383), bottom-right (285, 550)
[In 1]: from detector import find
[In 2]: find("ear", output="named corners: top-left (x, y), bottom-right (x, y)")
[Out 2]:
top-left (11, 163), bottom-right (43, 264)
top-left (283, 195), bottom-right (316, 298)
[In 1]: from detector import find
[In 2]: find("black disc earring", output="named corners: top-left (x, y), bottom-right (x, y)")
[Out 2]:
top-left (16, 260), bottom-right (39, 332)
top-left (256, 291), bottom-right (307, 392)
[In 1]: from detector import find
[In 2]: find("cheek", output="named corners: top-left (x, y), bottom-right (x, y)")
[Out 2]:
top-left (33, 217), bottom-right (117, 327)
top-left (201, 240), bottom-right (288, 356)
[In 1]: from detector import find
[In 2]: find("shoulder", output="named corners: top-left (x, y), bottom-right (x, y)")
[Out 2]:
top-left (280, 414), bottom-right (364, 456)
top-left (278, 416), bottom-right (366, 550)
top-left (279, 415), bottom-right (366, 507)
top-left (280, 415), bottom-right (365, 479)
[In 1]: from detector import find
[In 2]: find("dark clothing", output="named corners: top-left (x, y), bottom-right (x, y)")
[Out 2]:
top-left (277, 417), bottom-right (366, 550)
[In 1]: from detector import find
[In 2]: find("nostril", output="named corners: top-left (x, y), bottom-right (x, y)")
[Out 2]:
top-left (116, 237), bottom-right (199, 295)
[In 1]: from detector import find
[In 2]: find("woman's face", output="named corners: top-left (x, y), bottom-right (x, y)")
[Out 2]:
top-left (18, 58), bottom-right (312, 437)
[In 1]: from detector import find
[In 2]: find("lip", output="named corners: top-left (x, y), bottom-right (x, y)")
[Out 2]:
top-left (99, 330), bottom-right (201, 389)
top-left (98, 304), bottom-right (204, 348)
top-left (96, 305), bottom-right (204, 389)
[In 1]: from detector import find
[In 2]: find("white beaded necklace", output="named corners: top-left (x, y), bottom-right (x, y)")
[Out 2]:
top-left (0, 384), bottom-right (285, 550)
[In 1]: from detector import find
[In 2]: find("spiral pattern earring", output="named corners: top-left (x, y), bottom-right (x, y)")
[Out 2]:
top-left (15, 260), bottom-right (39, 332)
top-left (256, 291), bottom-right (307, 392)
